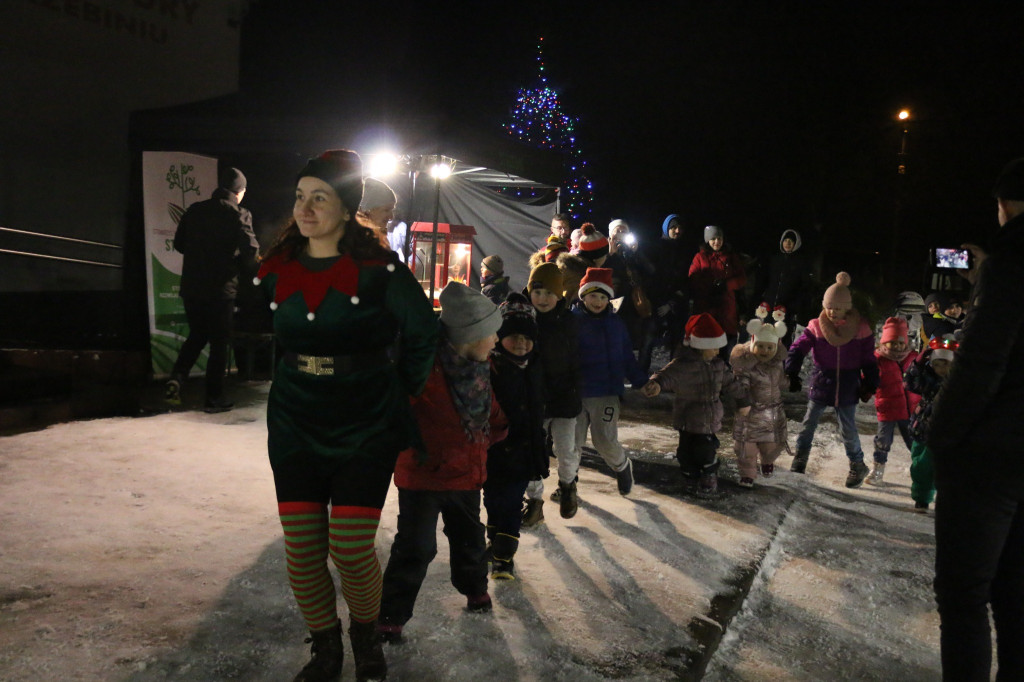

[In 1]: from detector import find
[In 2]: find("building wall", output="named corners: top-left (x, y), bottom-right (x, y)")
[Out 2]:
top-left (0, 0), bottom-right (244, 291)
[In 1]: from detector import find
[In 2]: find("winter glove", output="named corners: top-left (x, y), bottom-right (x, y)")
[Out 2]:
top-left (788, 374), bottom-right (802, 393)
top-left (858, 384), bottom-right (875, 403)
top-left (656, 303), bottom-right (672, 318)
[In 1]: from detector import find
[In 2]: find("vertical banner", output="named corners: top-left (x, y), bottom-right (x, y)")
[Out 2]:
top-left (141, 151), bottom-right (218, 377)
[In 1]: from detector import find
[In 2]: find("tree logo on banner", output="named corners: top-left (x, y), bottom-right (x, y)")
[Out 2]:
top-left (165, 163), bottom-right (201, 226)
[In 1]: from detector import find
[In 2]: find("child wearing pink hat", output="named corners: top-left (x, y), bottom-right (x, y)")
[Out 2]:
top-left (867, 316), bottom-right (922, 484)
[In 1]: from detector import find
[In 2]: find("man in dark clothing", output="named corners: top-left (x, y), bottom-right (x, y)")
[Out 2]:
top-left (928, 157), bottom-right (1024, 682)
top-left (166, 166), bottom-right (259, 413)
top-left (757, 228), bottom-right (815, 349)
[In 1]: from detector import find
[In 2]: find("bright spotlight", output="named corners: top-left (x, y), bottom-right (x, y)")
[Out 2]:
top-left (368, 153), bottom-right (398, 178)
top-left (430, 163), bottom-right (451, 180)
top-left (898, 109), bottom-right (910, 120)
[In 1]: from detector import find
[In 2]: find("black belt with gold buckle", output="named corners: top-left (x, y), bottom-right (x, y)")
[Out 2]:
top-left (282, 350), bottom-right (391, 376)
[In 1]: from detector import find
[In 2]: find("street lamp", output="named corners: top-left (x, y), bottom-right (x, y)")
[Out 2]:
top-left (427, 158), bottom-right (453, 303)
top-left (897, 109), bottom-right (910, 175)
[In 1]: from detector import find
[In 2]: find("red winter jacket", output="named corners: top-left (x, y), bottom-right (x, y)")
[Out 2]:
top-left (393, 357), bottom-right (508, 491)
top-left (689, 246), bottom-right (747, 335)
top-left (874, 350), bottom-right (922, 422)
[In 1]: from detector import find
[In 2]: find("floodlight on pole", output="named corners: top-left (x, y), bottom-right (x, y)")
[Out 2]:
top-left (430, 163), bottom-right (451, 180)
top-left (898, 109), bottom-right (910, 121)
top-left (427, 157), bottom-right (453, 304)
top-left (367, 153), bottom-right (398, 178)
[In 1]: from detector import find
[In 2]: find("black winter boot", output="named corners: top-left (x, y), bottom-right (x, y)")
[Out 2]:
top-left (791, 449), bottom-right (810, 474)
top-left (558, 480), bottom-right (578, 519)
top-left (491, 533), bottom-right (520, 581)
top-left (349, 618), bottom-right (388, 681)
top-left (293, 621), bottom-right (344, 682)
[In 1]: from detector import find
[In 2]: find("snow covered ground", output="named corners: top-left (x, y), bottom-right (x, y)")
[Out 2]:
top-left (0, 380), bottom-right (943, 681)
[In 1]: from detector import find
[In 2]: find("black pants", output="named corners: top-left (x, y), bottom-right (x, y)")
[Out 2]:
top-left (380, 489), bottom-right (488, 626)
top-left (934, 475), bottom-right (1024, 681)
top-left (483, 477), bottom-right (529, 541)
top-left (676, 431), bottom-right (720, 477)
top-left (172, 296), bottom-right (233, 400)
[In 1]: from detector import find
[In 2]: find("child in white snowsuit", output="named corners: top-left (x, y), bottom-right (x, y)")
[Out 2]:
top-left (730, 305), bottom-right (791, 488)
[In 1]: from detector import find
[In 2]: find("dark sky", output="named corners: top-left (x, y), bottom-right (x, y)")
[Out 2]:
top-left (240, 1), bottom-right (1024, 279)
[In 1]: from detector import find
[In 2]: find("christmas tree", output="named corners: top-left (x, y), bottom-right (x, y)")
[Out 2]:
top-left (503, 37), bottom-right (594, 220)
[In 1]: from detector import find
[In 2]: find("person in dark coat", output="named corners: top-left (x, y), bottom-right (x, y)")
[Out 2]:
top-left (758, 228), bottom-right (815, 347)
top-left (927, 157), bottom-right (1024, 682)
top-left (167, 166), bottom-right (259, 412)
top-left (480, 254), bottom-right (511, 305)
top-left (485, 293), bottom-right (548, 580)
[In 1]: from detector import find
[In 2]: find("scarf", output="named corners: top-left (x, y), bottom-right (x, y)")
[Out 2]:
top-left (492, 345), bottom-right (531, 369)
top-left (817, 308), bottom-right (861, 347)
top-left (438, 339), bottom-right (492, 443)
top-left (878, 344), bottom-right (911, 363)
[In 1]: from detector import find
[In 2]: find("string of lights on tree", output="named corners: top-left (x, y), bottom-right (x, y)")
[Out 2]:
top-left (502, 37), bottom-right (594, 220)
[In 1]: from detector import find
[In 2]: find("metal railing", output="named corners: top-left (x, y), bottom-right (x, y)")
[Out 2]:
top-left (0, 227), bottom-right (123, 269)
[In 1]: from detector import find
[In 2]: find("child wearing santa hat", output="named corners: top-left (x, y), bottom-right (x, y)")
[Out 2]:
top-left (571, 267), bottom-right (649, 501)
top-left (728, 307), bottom-right (792, 488)
top-left (867, 316), bottom-right (922, 485)
top-left (643, 313), bottom-right (750, 495)
top-left (784, 272), bottom-right (879, 488)
top-left (903, 334), bottom-right (957, 512)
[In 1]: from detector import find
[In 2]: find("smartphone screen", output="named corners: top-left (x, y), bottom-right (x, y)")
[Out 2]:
top-left (935, 248), bottom-right (971, 269)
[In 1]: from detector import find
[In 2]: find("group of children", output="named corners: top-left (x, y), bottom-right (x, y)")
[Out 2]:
top-left (379, 259), bottom-right (957, 644)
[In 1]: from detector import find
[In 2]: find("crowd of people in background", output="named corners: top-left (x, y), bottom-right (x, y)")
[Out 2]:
top-left (171, 149), bottom-right (1020, 682)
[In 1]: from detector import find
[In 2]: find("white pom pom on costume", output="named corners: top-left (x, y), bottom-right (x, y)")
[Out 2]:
top-left (306, 312), bottom-right (315, 321)
top-left (350, 296), bottom-right (360, 305)
top-left (269, 302), bottom-right (278, 310)
top-left (774, 320), bottom-right (788, 338)
top-left (252, 276), bottom-right (262, 286)
top-left (386, 263), bottom-right (395, 272)
top-left (747, 318), bottom-right (763, 336)
top-left (836, 272), bottom-right (851, 286)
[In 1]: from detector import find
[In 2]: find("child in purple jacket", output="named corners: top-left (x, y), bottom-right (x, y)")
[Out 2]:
top-left (785, 272), bottom-right (879, 488)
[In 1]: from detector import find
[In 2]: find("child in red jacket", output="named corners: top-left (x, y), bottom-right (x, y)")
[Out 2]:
top-left (379, 282), bottom-right (508, 644)
top-left (868, 317), bottom-right (921, 485)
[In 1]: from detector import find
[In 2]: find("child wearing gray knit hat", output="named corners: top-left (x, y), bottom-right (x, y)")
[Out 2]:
top-left (439, 281), bottom-right (502, 346)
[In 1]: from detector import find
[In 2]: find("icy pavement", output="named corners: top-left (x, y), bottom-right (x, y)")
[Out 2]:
top-left (0, 382), bottom-right (942, 681)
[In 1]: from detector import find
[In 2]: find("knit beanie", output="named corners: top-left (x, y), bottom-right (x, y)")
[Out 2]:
top-left (527, 262), bottom-right (563, 297)
top-left (923, 292), bottom-right (949, 312)
top-left (608, 219), bottom-right (629, 234)
top-left (704, 225), bottom-right (723, 242)
top-left (822, 272), bottom-right (853, 309)
top-left (880, 316), bottom-right (909, 344)
top-left (684, 313), bottom-right (727, 349)
top-left (497, 293), bottom-right (538, 341)
top-left (662, 214), bottom-right (681, 237)
top-left (544, 235), bottom-right (568, 262)
top-left (358, 177), bottom-right (396, 211)
top-left (929, 334), bottom-right (958, 362)
top-left (439, 281), bottom-right (502, 345)
top-left (481, 254), bottom-right (504, 275)
top-left (218, 166), bottom-right (246, 193)
top-left (577, 223), bottom-right (609, 261)
top-left (578, 267), bottom-right (615, 300)
top-left (297, 149), bottom-right (364, 214)
top-left (993, 157), bottom-right (1024, 201)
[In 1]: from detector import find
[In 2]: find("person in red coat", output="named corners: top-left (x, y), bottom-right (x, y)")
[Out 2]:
top-left (868, 316), bottom-right (921, 485)
top-left (379, 281), bottom-right (508, 644)
top-left (689, 225), bottom-right (747, 361)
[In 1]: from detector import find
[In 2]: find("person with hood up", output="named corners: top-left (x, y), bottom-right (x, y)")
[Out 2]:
top-left (758, 228), bottom-right (815, 348)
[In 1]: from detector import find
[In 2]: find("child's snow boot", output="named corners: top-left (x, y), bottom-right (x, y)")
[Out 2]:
top-left (466, 592), bottom-right (493, 613)
top-left (913, 501), bottom-right (929, 513)
top-left (845, 460), bottom-right (870, 488)
top-left (521, 499), bottom-right (545, 528)
top-left (293, 620), bottom-right (344, 682)
top-left (697, 460), bottom-right (719, 497)
top-left (377, 619), bottom-right (404, 645)
top-left (164, 374), bottom-right (183, 406)
top-left (738, 477), bottom-right (754, 488)
top-left (490, 533), bottom-right (519, 581)
top-left (760, 463), bottom-right (775, 478)
top-left (349, 618), bottom-right (387, 681)
top-left (558, 480), bottom-right (578, 519)
top-left (790, 449), bottom-right (810, 474)
top-left (866, 463), bottom-right (886, 486)
top-left (615, 458), bottom-right (634, 495)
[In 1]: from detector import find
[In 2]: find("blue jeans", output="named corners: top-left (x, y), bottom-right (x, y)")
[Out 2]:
top-left (873, 419), bottom-right (912, 464)
top-left (795, 400), bottom-right (864, 463)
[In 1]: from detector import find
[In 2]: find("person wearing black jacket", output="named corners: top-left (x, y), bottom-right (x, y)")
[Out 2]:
top-left (928, 157), bottom-right (1024, 682)
top-left (758, 228), bottom-right (814, 348)
top-left (485, 294), bottom-right (548, 580)
top-left (166, 166), bottom-right (259, 412)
